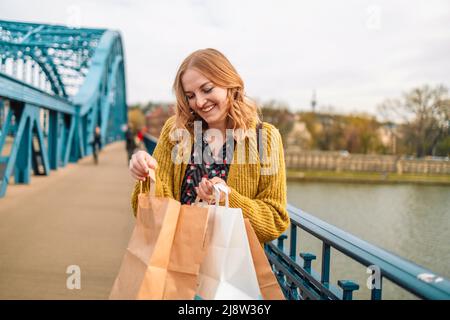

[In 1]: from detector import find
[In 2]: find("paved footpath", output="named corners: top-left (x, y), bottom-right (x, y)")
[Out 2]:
top-left (0, 141), bottom-right (136, 299)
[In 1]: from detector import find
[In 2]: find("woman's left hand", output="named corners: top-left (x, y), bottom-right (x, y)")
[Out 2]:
top-left (195, 177), bottom-right (231, 204)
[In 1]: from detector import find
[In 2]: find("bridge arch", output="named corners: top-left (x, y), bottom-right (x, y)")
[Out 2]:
top-left (0, 20), bottom-right (127, 197)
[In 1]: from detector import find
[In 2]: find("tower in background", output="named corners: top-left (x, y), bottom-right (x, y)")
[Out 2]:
top-left (311, 90), bottom-right (317, 113)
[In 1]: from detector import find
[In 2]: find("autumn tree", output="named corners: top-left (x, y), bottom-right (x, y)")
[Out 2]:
top-left (342, 115), bottom-right (382, 154)
top-left (127, 105), bottom-right (146, 133)
top-left (298, 112), bottom-right (384, 153)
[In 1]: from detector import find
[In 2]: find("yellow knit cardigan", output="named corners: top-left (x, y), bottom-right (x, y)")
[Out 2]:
top-left (131, 116), bottom-right (289, 243)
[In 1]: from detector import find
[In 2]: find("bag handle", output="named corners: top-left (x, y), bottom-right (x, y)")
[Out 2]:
top-left (191, 183), bottom-right (229, 208)
top-left (139, 168), bottom-right (156, 196)
top-left (193, 196), bottom-right (209, 207)
top-left (213, 183), bottom-right (229, 209)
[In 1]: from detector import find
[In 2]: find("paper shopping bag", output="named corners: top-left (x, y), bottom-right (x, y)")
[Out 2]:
top-left (195, 184), bottom-right (261, 300)
top-left (109, 171), bottom-right (209, 299)
top-left (163, 204), bottom-right (209, 299)
top-left (244, 219), bottom-right (285, 300)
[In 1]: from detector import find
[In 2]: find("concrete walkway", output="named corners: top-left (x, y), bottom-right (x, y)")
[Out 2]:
top-left (0, 141), bottom-right (136, 299)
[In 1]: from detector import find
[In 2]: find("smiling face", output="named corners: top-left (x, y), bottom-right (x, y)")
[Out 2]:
top-left (181, 68), bottom-right (229, 129)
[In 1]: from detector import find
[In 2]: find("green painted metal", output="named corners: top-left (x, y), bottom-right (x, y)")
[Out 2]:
top-left (0, 106), bottom-right (12, 151)
top-left (289, 224), bottom-right (297, 261)
top-left (0, 20), bottom-right (105, 98)
top-left (300, 252), bottom-right (316, 273)
top-left (338, 280), bottom-right (360, 300)
top-left (31, 106), bottom-right (50, 176)
top-left (321, 243), bottom-right (331, 286)
top-left (267, 205), bottom-right (450, 300)
top-left (48, 110), bottom-right (59, 170)
top-left (265, 241), bottom-right (341, 299)
top-left (0, 20), bottom-right (127, 197)
top-left (14, 104), bottom-right (32, 184)
top-left (0, 73), bottom-right (74, 114)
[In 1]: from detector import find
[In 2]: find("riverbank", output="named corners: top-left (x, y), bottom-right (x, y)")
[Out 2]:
top-left (286, 169), bottom-right (450, 185)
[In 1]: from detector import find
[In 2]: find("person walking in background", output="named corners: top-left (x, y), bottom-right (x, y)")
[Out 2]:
top-left (92, 125), bottom-right (102, 165)
top-left (135, 127), bottom-right (146, 151)
top-left (125, 124), bottom-right (137, 163)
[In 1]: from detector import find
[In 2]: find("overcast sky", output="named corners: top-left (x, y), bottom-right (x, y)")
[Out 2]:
top-left (1, 0), bottom-right (450, 116)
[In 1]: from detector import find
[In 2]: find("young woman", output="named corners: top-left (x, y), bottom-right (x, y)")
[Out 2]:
top-left (129, 48), bottom-right (289, 243)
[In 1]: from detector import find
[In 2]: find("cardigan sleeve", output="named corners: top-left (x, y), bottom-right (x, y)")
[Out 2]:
top-left (228, 124), bottom-right (290, 243)
top-left (130, 116), bottom-right (177, 217)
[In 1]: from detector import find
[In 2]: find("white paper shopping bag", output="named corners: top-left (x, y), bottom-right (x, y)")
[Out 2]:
top-left (195, 184), bottom-right (262, 300)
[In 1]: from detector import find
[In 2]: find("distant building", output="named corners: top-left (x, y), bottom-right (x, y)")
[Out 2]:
top-left (377, 122), bottom-right (398, 154)
top-left (286, 113), bottom-right (312, 151)
top-left (145, 104), bottom-right (175, 138)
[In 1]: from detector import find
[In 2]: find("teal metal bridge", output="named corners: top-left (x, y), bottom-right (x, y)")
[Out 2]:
top-left (1, 20), bottom-right (449, 300)
top-left (0, 20), bottom-right (127, 197)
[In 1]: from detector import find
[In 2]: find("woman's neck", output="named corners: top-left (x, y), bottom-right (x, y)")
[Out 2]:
top-left (207, 118), bottom-right (230, 140)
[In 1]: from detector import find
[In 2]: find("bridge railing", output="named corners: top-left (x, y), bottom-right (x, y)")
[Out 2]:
top-left (266, 204), bottom-right (450, 300)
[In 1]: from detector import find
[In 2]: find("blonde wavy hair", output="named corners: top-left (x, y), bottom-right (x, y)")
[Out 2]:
top-left (171, 48), bottom-right (260, 136)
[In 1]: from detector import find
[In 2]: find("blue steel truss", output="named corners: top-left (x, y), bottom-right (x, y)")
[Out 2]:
top-left (0, 20), bottom-right (127, 197)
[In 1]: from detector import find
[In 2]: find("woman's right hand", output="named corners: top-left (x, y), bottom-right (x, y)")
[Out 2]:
top-left (129, 150), bottom-right (158, 181)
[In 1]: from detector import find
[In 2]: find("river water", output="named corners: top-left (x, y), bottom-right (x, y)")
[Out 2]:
top-left (286, 181), bottom-right (450, 300)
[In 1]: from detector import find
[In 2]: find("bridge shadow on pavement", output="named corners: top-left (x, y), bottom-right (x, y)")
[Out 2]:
top-left (0, 141), bottom-right (135, 299)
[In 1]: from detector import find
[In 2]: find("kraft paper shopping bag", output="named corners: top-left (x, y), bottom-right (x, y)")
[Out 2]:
top-left (110, 170), bottom-right (209, 299)
top-left (244, 219), bottom-right (285, 300)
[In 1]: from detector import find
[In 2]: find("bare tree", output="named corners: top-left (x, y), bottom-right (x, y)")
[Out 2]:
top-left (377, 84), bottom-right (450, 157)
